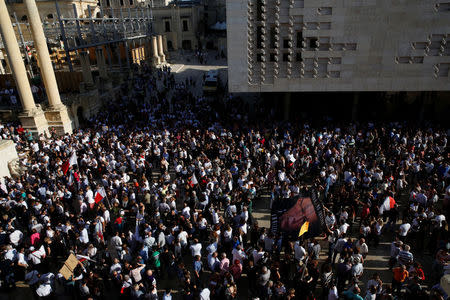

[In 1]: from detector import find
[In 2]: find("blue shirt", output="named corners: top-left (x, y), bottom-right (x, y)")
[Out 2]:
top-left (194, 260), bottom-right (202, 273)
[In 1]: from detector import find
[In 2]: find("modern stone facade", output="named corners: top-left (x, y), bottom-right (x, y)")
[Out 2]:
top-left (227, 0), bottom-right (450, 92)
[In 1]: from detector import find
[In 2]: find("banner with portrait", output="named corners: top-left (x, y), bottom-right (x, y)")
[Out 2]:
top-left (271, 192), bottom-right (325, 238)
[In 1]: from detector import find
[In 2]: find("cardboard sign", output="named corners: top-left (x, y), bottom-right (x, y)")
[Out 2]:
top-left (59, 254), bottom-right (80, 280)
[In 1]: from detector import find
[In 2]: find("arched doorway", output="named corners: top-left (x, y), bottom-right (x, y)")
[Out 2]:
top-left (77, 106), bottom-right (85, 127)
top-left (182, 40), bottom-right (192, 50)
top-left (167, 40), bottom-right (173, 51)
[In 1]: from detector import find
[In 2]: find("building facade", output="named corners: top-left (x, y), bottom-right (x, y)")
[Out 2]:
top-left (6, 0), bottom-right (99, 21)
top-left (152, 4), bottom-right (203, 51)
top-left (99, 0), bottom-right (203, 51)
top-left (227, 0), bottom-right (450, 92)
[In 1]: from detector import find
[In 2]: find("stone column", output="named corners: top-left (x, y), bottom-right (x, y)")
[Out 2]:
top-left (152, 36), bottom-right (160, 66)
top-left (162, 35), bottom-right (169, 59)
top-left (96, 47), bottom-right (108, 79)
top-left (0, 1), bottom-right (35, 112)
top-left (79, 51), bottom-right (94, 86)
top-left (24, 0), bottom-right (72, 134)
top-left (25, 0), bottom-right (61, 109)
top-left (158, 35), bottom-right (166, 63)
top-left (0, 0), bottom-right (48, 135)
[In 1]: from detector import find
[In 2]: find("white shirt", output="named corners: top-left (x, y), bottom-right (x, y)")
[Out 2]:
top-left (18, 252), bottom-right (28, 266)
top-left (79, 228), bottom-right (89, 244)
top-left (328, 286), bottom-right (338, 300)
top-left (36, 283), bottom-right (52, 297)
top-left (28, 245), bottom-right (46, 265)
top-left (232, 248), bottom-right (247, 264)
top-left (4, 249), bottom-right (17, 261)
top-left (182, 207), bottom-right (191, 219)
top-left (294, 243), bottom-right (306, 261)
top-left (190, 243), bottom-right (202, 257)
top-left (207, 253), bottom-right (219, 271)
top-left (178, 231), bottom-right (188, 247)
top-left (399, 223), bottom-right (411, 236)
top-left (339, 223), bottom-right (350, 234)
top-left (200, 288), bottom-right (211, 300)
top-left (206, 242), bottom-right (218, 254)
top-left (9, 230), bottom-right (23, 246)
top-left (110, 262), bottom-right (122, 274)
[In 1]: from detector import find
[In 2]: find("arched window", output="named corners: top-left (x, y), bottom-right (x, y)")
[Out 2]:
top-left (120, 0), bottom-right (124, 5)
top-left (129, 0), bottom-right (133, 5)
top-left (21, 15), bottom-right (28, 21)
top-left (106, 0), bottom-right (110, 7)
top-left (47, 14), bottom-right (54, 19)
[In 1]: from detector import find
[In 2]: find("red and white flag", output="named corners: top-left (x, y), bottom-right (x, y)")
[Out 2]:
top-left (94, 187), bottom-right (106, 204)
top-left (189, 173), bottom-right (198, 187)
top-left (68, 173), bottom-right (74, 186)
top-left (379, 196), bottom-right (396, 215)
top-left (62, 152), bottom-right (77, 175)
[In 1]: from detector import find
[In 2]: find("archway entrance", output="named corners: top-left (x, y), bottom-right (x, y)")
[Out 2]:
top-left (182, 40), bottom-right (192, 50)
top-left (77, 106), bottom-right (85, 127)
top-left (167, 40), bottom-right (173, 51)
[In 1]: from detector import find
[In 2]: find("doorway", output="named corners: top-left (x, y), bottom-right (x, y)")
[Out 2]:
top-left (182, 40), bottom-right (192, 50)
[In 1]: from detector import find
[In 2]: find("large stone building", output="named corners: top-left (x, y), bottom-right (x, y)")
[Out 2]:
top-left (6, 0), bottom-right (99, 21)
top-left (227, 0), bottom-right (450, 93)
top-left (99, 0), bottom-right (203, 51)
top-left (152, 3), bottom-right (203, 51)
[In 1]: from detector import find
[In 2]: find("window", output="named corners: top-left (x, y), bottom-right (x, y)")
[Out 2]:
top-left (270, 27), bottom-right (276, 49)
top-left (296, 32), bottom-right (303, 48)
top-left (257, 54), bottom-right (262, 62)
top-left (257, 26), bottom-right (262, 49)
top-left (129, 0), bottom-right (133, 5)
top-left (182, 20), bottom-right (188, 32)
top-left (296, 52), bottom-right (302, 62)
top-left (270, 53), bottom-right (276, 62)
top-left (47, 14), bottom-right (53, 19)
top-left (21, 15), bottom-right (28, 21)
top-left (120, 0), bottom-right (124, 5)
top-left (283, 53), bottom-right (289, 61)
top-left (283, 39), bottom-right (289, 48)
top-left (309, 38), bottom-right (318, 49)
top-left (165, 21), bottom-right (171, 32)
top-left (256, 0), bottom-right (263, 21)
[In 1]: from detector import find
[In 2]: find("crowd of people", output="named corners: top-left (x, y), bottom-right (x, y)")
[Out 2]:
top-left (0, 63), bottom-right (449, 300)
top-left (1, 80), bottom-right (45, 107)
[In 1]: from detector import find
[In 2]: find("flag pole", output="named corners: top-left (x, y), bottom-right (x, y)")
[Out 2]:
top-left (103, 188), bottom-right (112, 209)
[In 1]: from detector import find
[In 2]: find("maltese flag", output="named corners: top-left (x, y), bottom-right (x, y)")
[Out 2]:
top-left (62, 152), bottom-right (77, 175)
top-left (94, 187), bottom-right (106, 204)
top-left (379, 196), bottom-right (396, 215)
top-left (189, 173), bottom-right (198, 187)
